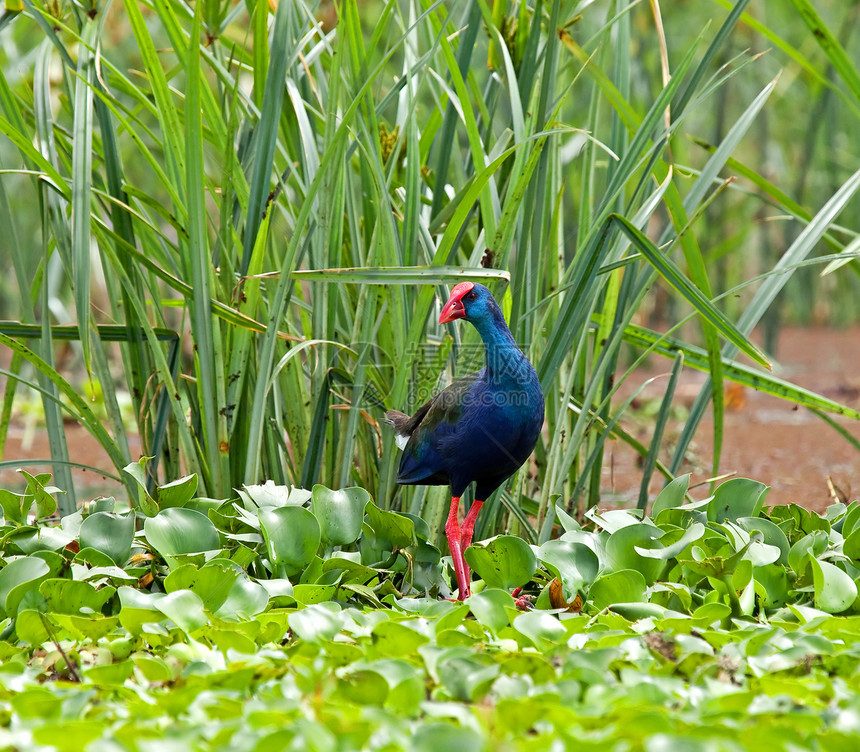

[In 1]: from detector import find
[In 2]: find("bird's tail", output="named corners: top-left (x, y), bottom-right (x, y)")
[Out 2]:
top-left (384, 410), bottom-right (411, 451)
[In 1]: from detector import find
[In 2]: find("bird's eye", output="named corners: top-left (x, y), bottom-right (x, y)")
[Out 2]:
top-left (466, 291), bottom-right (477, 301)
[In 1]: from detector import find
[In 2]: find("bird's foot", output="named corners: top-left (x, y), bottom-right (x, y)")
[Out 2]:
top-left (511, 587), bottom-right (534, 611)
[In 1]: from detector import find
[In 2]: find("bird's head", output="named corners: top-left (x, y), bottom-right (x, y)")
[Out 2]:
top-left (439, 282), bottom-right (495, 324)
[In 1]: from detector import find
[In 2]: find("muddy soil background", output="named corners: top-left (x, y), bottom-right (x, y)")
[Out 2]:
top-left (2, 326), bottom-right (859, 512)
top-left (610, 326), bottom-right (860, 512)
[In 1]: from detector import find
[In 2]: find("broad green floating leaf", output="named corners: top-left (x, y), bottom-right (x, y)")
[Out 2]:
top-left (144, 507), bottom-right (221, 560)
top-left (364, 502), bottom-right (416, 549)
top-left (538, 540), bottom-right (599, 597)
top-left (810, 556), bottom-right (857, 614)
top-left (466, 589), bottom-right (514, 633)
top-left (164, 562), bottom-right (241, 612)
top-left (464, 535), bottom-right (537, 590)
top-left (0, 556), bottom-right (51, 619)
top-left (788, 530), bottom-right (828, 575)
top-left (289, 603), bottom-right (343, 643)
top-left (651, 473), bottom-right (691, 516)
top-left (79, 511), bottom-right (134, 566)
top-left (513, 610), bottom-right (567, 648)
top-left (606, 524), bottom-right (666, 584)
top-left (259, 506), bottom-right (321, 576)
top-left (413, 722), bottom-right (486, 752)
top-left (156, 474), bottom-right (199, 508)
top-left (123, 458), bottom-right (158, 516)
top-left (707, 478), bottom-right (769, 523)
top-left (437, 652), bottom-right (500, 701)
top-left (155, 589), bottom-right (208, 632)
top-left (737, 517), bottom-right (790, 566)
top-left (312, 485), bottom-right (369, 546)
top-left (589, 569), bottom-right (647, 611)
top-left (217, 578), bottom-right (269, 619)
top-left (39, 579), bottom-right (114, 615)
top-left (636, 523), bottom-right (705, 560)
top-left (238, 482), bottom-right (312, 509)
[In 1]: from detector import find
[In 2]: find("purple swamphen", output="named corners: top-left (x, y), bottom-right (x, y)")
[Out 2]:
top-left (386, 282), bottom-right (544, 600)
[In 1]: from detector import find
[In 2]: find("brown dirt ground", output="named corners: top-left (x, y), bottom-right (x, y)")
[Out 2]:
top-left (1, 326), bottom-right (859, 511)
top-left (607, 326), bottom-right (860, 512)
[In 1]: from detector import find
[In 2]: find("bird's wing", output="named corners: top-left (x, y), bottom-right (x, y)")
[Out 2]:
top-left (394, 371), bottom-right (481, 484)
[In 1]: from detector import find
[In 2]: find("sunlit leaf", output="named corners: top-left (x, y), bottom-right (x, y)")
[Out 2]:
top-left (312, 485), bottom-right (369, 546)
top-left (259, 506), bottom-right (321, 576)
top-left (144, 507), bottom-right (221, 560)
top-left (464, 536), bottom-right (537, 590)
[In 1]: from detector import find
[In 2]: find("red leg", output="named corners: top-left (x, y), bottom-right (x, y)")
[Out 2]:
top-left (444, 496), bottom-right (470, 600)
top-left (459, 499), bottom-right (483, 586)
top-left (460, 499), bottom-right (483, 551)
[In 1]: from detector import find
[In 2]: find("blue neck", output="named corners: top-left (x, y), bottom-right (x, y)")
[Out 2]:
top-left (471, 307), bottom-right (530, 382)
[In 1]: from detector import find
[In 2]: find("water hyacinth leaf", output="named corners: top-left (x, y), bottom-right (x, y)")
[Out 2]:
top-left (690, 602), bottom-right (732, 626)
top-left (744, 535), bottom-right (782, 568)
top-left (809, 557), bottom-right (857, 614)
top-left (651, 473), bottom-right (691, 516)
top-left (123, 459), bottom-right (159, 516)
top-left (311, 484), bottom-right (369, 546)
top-left (364, 502), bottom-right (416, 549)
top-left (589, 569), bottom-right (648, 611)
top-left (0, 489), bottom-right (29, 525)
top-left (289, 603), bottom-right (343, 643)
top-left (437, 653), bottom-right (500, 701)
top-left (259, 506), bottom-right (321, 576)
top-left (156, 474), bottom-right (199, 508)
top-left (636, 523), bottom-right (705, 560)
top-left (337, 668), bottom-right (389, 706)
top-left (238, 482), bottom-right (312, 509)
top-left (513, 610), bottom-right (567, 648)
top-left (371, 621), bottom-right (430, 657)
top-left (75, 548), bottom-right (119, 569)
top-left (216, 577), bottom-right (269, 620)
top-left (737, 517), bottom-right (790, 566)
top-left (841, 503), bottom-right (860, 538)
top-left (413, 722), bottom-right (486, 752)
top-left (842, 526), bottom-right (860, 561)
top-left (19, 470), bottom-right (58, 519)
top-left (754, 563), bottom-right (790, 608)
top-left (155, 590), bottom-right (208, 632)
top-left (0, 556), bottom-right (51, 619)
top-left (610, 602), bottom-right (667, 620)
top-left (585, 507), bottom-right (643, 533)
top-left (707, 478), bottom-right (769, 523)
top-left (14, 527), bottom-right (76, 554)
top-left (292, 584), bottom-right (337, 605)
top-left (15, 609), bottom-right (54, 645)
top-left (79, 511), bottom-right (135, 566)
top-left (164, 562), bottom-right (240, 613)
top-left (464, 535), bottom-right (537, 590)
top-left (467, 589), bottom-right (514, 633)
top-left (144, 508), bottom-right (221, 559)
top-left (554, 503), bottom-right (580, 533)
top-left (39, 579), bottom-right (114, 615)
top-left (606, 524), bottom-right (667, 584)
top-left (118, 586), bottom-right (165, 611)
top-left (538, 540), bottom-right (599, 597)
top-left (788, 531), bottom-right (828, 576)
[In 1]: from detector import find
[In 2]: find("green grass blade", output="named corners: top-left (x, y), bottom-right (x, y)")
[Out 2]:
top-left (611, 214), bottom-right (770, 369)
top-left (71, 20), bottom-right (96, 372)
top-left (638, 353), bottom-right (683, 510)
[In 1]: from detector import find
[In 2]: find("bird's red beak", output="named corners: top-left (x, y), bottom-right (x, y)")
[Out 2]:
top-left (439, 282), bottom-right (475, 324)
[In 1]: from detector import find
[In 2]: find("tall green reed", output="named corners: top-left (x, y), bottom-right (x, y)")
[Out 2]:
top-left (0, 0), bottom-right (857, 544)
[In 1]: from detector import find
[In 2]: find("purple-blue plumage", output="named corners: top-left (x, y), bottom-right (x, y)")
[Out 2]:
top-left (385, 282), bottom-right (544, 600)
top-left (386, 283), bottom-right (544, 501)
